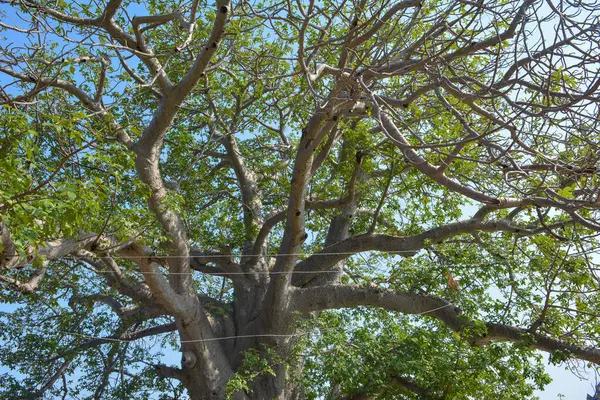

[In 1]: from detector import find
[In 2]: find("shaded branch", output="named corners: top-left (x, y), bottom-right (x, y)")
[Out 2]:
top-left (292, 218), bottom-right (538, 283)
top-left (291, 285), bottom-right (600, 365)
top-left (0, 261), bottom-right (47, 293)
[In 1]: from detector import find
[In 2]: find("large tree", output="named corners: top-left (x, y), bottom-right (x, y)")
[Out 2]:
top-left (1, 0), bottom-right (600, 398)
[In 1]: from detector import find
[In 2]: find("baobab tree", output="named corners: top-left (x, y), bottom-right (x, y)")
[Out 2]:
top-left (1, 0), bottom-right (600, 398)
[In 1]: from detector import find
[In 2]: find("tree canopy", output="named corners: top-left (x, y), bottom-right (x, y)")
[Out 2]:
top-left (1, 0), bottom-right (600, 398)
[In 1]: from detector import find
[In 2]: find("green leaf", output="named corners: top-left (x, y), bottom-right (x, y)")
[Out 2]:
top-left (557, 185), bottom-right (575, 199)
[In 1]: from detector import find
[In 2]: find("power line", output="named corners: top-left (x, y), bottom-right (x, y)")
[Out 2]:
top-left (53, 304), bottom-right (454, 344)
top-left (8, 248), bottom-right (596, 261)
top-left (81, 265), bottom-right (505, 276)
top-left (2, 250), bottom-right (422, 258)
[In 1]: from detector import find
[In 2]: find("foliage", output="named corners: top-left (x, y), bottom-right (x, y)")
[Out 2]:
top-left (1, 0), bottom-right (600, 398)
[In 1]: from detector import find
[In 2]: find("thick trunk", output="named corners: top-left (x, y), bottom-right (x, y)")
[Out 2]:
top-left (184, 379), bottom-right (226, 400)
top-left (178, 256), bottom-right (294, 400)
top-left (180, 321), bottom-right (295, 399)
top-left (249, 364), bottom-right (287, 399)
top-left (182, 349), bottom-right (304, 399)
top-left (183, 372), bottom-right (288, 400)
top-left (181, 201), bottom-right (358, 399)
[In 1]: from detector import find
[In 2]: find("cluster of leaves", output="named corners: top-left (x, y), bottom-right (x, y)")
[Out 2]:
top-left (0, 101), bottom-right (156, 256)
top-left (297, 309), bottom-right (550, 399)
top-left (0, 264), bottom-right (182, 398)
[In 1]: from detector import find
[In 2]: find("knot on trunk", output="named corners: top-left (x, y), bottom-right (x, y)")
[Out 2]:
top-left (182, 351), bottom-right (197, 368)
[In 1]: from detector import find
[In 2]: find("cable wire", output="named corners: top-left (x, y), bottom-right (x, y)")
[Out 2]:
top-left (54, 304), bottom-right (454, 344)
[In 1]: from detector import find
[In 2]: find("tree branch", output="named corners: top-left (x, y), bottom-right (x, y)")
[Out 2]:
top-left (292, 218), bottom-right (536, 284)
top-left (132, 0), bottom-right (231, 295)
top-left (0, 261), bottom-right (46, 293)
top-left (291, 285), bottom-right (600, 365)
top-left (0, 66), bottom-right (134, 148)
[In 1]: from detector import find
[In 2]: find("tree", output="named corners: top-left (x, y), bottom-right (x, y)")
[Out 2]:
top-left (1, 0), bottom-right (600, 398)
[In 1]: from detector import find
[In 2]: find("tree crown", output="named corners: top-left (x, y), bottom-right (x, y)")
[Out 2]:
top-left (1, 0), bottom-right (600, 398)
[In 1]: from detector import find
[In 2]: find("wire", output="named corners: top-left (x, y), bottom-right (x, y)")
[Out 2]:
top-left (3, 248), bottom-right (515, 276)
top-left (7, 246), bottom-right (598, 260)
top-left (59, 331), bottom-right (309, 343)
top-left (54, 304), bottom-right (454, 344)
top-left (1, 250), bottom-right (421, 259)
top-left (90, 270), bottom-right (378, 275)
top-left (82, 265), bottom-right (503, 275)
